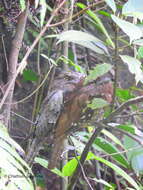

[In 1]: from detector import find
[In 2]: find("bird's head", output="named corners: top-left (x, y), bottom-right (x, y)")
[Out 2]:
top-left (52, 71), bottom-right (85, 94)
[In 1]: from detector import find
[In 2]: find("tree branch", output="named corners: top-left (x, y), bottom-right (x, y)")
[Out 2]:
top-left (3, 2), bottom-right (29, 127)
top-left (67, 122), bottom-right (107, 190)
top-left (104, 95), bottom-right (143, 123)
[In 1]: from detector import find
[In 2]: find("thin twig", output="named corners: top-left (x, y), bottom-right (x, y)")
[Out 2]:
top-left (111, 22), bottom-right (119, 111)
top-left (49, 1), bottom-right (105, 28)
top-left (11, 111), bottom-right (34, 124)
top-left (110, 125), bottom-right (143, 145)
top-left (101, 144), bottom-right (143, 158)
top-left (104, 95), bottom-right (143, 123)
top-left (114, 112), bottom-right (143, 118)
top-left (3, 66), bottom-right (53, 105)
top-left (67, 122), bottom-right (106, 190)
top-left (80, 163), bottom-right (94, 190)
top-left (94, 160), bottom-right (103, 190)
top-left (1, 35), bottom-right (9, 71)
top-left (61, 1), bottom-right (70, 189)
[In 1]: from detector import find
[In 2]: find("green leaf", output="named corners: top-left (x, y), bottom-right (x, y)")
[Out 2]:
top-left (88, 152), bottom-right (140, 190)
top-left (68, 49), bottom-right (75, 63)
top-left (111, 15), bottom-right (142, 42)
top-left (105, 0), bottom-right (116, 13)
top-left (98, 10), bottom-right (111, 17)
top-left (62, 152), bottom-right (96, 176)
top-left (123, 135), bottom-right (143, 175)
top-left (62, 157), bottom-right (79, 176)
top-left (94, 137), bottom-right (129, 168)
top-left (124, 135), bottom-right (142, 160)
top-left (102, 129), bottom-right (124, 148)
top-left (133, 39), bottom-right (143, 46)
top-left (91, 178), bottom-right (114, 189)
top-left (117, 124), bottom-right (138, 134)
top-left (0, 124), bottom-right (28, 168)
top-left (88, 98), bottom-right (108, 109)
top-left (120, 55), bottom-right (143, 84)
top-left (76, 3), bottom-right (114, 48)
top-left (116, 88), bottom-right (134, 101)
top-left (23, 69), bottom-right (39, 82)
top-left (122, 0), bottom-right (143, 21)
top-left (35, 157), bottom-right (48, 168)
top-left (131, 153), bottom-right (143, 175)
top-left (85, 63), bottom-right (112, 83)
top-left (124, 135), bottom-right (143, 154)
top-left (138, 46), bottom-right (143, 58)
top-left (41, 54), bottom-right (57, 65)
top-left (36, 173), bottom-right (46, 188)
top-left (59, 56), bottom-right (85, 73)
top-left (19, 0), bottom-right (26, 11)
top-left (35, 157), bottom-right (64, 178)
top-left (63, 152), bottom-right (140, 190)
top-left (0, 123), bottom-right (34, 190)
top-left (105, 183), bottom-right (116, 190)
top-left (40, 0), bottom-right (47, 27)
top-left (57, 30), bottom-right (108, 54)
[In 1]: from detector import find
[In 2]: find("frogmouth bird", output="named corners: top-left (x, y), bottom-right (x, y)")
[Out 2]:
top-left (24, 71), bottom-right (85, 166)
top-left (25, 70), bottom-right (113, 169)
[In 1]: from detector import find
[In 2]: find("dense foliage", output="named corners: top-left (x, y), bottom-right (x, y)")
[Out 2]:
top-left (1, 0), bottom-right (143, 189)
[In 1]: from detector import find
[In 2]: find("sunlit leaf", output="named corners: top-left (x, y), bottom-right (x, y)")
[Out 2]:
top-left (133, 39), bottom-right (143, 46)
top-left (94, 137), bottom-right (129, 168)
top-left (105, 0), bottom-right (116, 13)
top-left (35, 157), bottom-right (64, 178)
top-left (59, 56), bottom-right (85, 73)
top-left (0, 123), bottom-right (34, 190)
top-left (131, 153), bottom-right (143, 175)
top-left (138, 46), bottom-right (143, 58)
top-left (57, 30), bottom-right (108, 54)
top-left (111, 15), bottom-right (142, 42)
top-left (117, 124), bottom-right (140, 135)
top-left (40, 0), bottom-right (47, 27)
top-left (19, 0), bottom-right (26, 11)
top-left (35, 0), bottom-right (40, 9)
top-left (116, 88), bottom-right (134, 101)
top-left (63, 152), bottom-right (140, 189)
top-left (88, 98), bottom-right (108, 109)
top-left (91, 178), bottom-right (115, 189)
top-left (76, 3), bottom-right (114, 48)
top-left (124, 135), bottom-right (142, 161)
top-left (120, 55), bottom-right (143, 84)
top-left (102, 129), bottom-right (124, 148)
top-left (85, 63), bottom-right (112, 83)
top-left (88, 152), bottom-right (140, 190)
top-left (124, 135), bottom-right (143, 175)
top-left (62, 158), bottom-right (79, 176)
top-left (98, 10), bottom-right (111, 17)
top-left (122, 0), bottom-right (143, 21)
top-left (41, 54), bottom-right (57, 65)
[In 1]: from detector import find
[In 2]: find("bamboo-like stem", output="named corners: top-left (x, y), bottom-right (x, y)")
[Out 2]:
top-left (3, 3), bottom-right (29, 128)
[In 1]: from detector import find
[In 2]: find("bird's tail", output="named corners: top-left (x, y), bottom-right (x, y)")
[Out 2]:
top-left (48, 134), bottom-right (66, 169)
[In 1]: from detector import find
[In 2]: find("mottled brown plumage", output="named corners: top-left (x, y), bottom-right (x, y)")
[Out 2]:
top-left (48, 80), bottom-right (113, 169)
top-left (25, 71), bottom-right (85, 166)
top-left (25, 70), bottom-right (113, 169)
